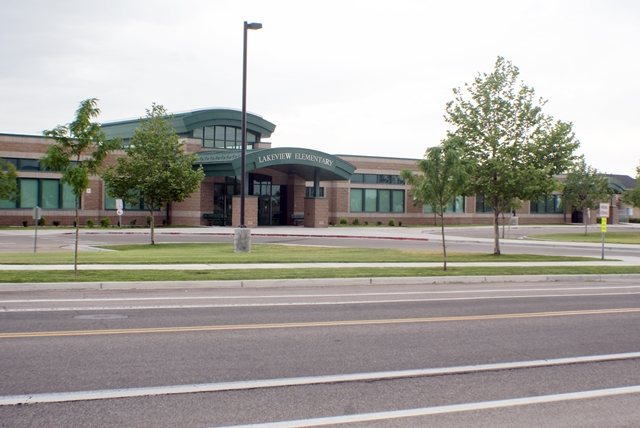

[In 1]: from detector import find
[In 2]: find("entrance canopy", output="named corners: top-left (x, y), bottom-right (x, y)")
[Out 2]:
top-left (196, 147), bottom-right (356, 181)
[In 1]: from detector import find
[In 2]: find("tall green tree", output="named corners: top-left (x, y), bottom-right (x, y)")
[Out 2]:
top-left (621, 161), bottom-right (640, 212)
top-left (41, 98), bottom-right (121, 274)
top-left (445, 57), bottom-right (579, 254)
top-left (102, 104), bottom-right (205, 245)
top-left (0, 158), bottom-right (18, 203)
top-left (400, 137), bottom-right (471, 270)
top-left (559, 156), bottom-right (613, 235)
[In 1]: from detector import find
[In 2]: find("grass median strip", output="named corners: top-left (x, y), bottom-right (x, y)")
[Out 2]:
top-left (0, 243), bottom-right (601, 265)
top-left (2, 266), bottom-right (640, 283)
top-left (529, 232), bottom-right (640, 244)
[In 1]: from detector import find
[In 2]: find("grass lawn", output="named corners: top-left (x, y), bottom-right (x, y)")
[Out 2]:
top-left (0, 242), bottom-right (631, 284)
top-left (529, 232), bottom-right (640, 245)
top-left (2, 265), bottom-right (639, 283)
top-left (0, 243), bottom-right (601, 265)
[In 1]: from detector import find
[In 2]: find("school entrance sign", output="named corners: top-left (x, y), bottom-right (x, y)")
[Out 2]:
top-left (195, 147), bottom-right (355, 181)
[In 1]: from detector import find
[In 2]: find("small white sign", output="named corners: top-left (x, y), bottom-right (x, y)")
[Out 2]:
top-left (115, 199), bottom-right (124, 210)
top-left (116, 208), bottom-right (124, 216)
top-left (599, 203), bottom-right (610, 218)
top-left (32, 206), bottom-right (42, 220)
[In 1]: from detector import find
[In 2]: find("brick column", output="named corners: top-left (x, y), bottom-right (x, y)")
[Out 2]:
top-left (304, 197), bottom-right (328, 228)
top-left (232, 196), bottom-right (258, 228)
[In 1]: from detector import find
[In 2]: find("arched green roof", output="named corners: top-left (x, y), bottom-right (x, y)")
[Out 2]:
top-left (196, 147), bottom-right (356, 181)
top-left (101, 108), bottom-right (276, 140)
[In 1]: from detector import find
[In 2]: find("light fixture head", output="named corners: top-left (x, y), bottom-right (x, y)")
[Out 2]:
top-left (246, 22), bottom-right (262, 30)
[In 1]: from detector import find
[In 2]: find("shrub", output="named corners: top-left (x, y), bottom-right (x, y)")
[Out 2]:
top-left (398, 221), bottom-right (402, 227)
top-left (376, 221), bottom-right (382, 226)
top-left (52, 220), bottom-right (60, 227)
top-left (353, 217), bottom-right (360, 226)
top-left (364, 221), bottom-right (368, 226)
top-left (339, 217), bottom-right (348, 225)
top-left (37, 217), bottom-right (46, 227)
top-left (100, 217), bottom-right (110, 228)
top-left (388, 218), bottom-right (395, 227)
top-left (86, 219), bottom-right (95, 228)
top-left (629, 218), bottom-right (640, 224)
top-left (130, 219), bottom-right (137, 227)
top-left (22, 220), bottom-right (28, 227)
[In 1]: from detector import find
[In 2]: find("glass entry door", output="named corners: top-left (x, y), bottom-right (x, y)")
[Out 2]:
top-left (250, 174), bottom-right (286, 226)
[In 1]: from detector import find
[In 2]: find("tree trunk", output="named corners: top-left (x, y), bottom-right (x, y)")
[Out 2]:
top-left (493, 208), bottom-right (501, 255)
top-left (74, 196), bottom-right (79, 275)
top-left (440, 213), bottom-right (447, 271)
top-left (583, 209), bottom-right (588, 236)
top-left (149, 208), bottom-right (155, 245)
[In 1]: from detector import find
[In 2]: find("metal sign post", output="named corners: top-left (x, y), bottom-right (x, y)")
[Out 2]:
top-left (601, 218), bottom-right (606, 260)
top-left (599, 203), bottom-right (609, 261)
top-left (32, 206), bottom-right (42, 253)
top-left (116, 199), bottom-right (124, 228)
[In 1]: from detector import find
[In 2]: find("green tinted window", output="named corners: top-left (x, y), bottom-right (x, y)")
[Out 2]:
top-left (378, 189), bottom-right (391, 212)
top-left (350, 189), bottom-right (363, 212)
top-left (62, 183), bottom-right (77, 209)
top-left (20, 179), bottom-right (38, 208)
top-left (364, 189), bottom-right (377, 212)
top-left (392, 190), bottom-right (404, 212)
top-left (0, 197), bottom-right (16, 208)
top-left (41, 180), bottom-right (60, 209)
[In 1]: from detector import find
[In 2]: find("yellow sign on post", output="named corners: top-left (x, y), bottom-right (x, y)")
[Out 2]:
top-left (601, 217), bottom-right (607, 233)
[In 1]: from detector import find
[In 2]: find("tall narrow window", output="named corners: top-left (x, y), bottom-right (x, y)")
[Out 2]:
top-left (20, 179), bottom-right (38, 208)
top-left (41, 180), bottom-right (60, 209)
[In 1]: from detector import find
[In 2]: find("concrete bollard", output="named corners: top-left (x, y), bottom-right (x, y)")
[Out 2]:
top-left (234, 228), bottom-right (251, 253)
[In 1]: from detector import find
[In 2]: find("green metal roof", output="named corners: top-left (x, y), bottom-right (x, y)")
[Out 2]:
top-left (101, 108), bottom-right (276, 140)
top-left (196, 147), bottom-right (356, 181)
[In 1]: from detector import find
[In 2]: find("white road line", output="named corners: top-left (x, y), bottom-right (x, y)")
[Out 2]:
top-left (220, 385), bottom-right (640, 428)
top-left (1, 352), bottom-right (639, 406)
top-left (4, 291), bottom-right (640, 312)
top-left (3, 284), bottom-right (640, 304)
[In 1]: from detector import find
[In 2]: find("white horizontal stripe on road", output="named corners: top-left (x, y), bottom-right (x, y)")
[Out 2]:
top-left (221, 385), bottom-right (640, 427)
top-left (3, 284), bottom-right (640, 304)
top-left (4, 291), bottom-right (640, 312)
top-left (1, 352), bottom-right (639, 406)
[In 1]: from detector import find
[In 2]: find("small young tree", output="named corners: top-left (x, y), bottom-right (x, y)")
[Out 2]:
top-left (102, 104), bottom-right (205, 244)
top-left (559, 156), bottom-right (613, 235)
top-left (41, 99), bottom-right (120, 274)
top-left (446, 57), bottom-right (579, 254)
top-left (0, 158), bottom-right (18, 203)
top-left (400, 137), bottom-right (471, 270)
top-left (621, 162), bottom-right (640, 212)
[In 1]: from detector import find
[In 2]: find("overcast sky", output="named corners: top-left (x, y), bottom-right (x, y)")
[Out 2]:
top-left (1, 0), bottom-right (638, 176)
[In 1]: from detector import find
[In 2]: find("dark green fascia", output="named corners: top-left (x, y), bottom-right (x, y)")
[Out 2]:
top-left (177, 110), bottom-right (275, 138)
top-left (102, 109), bottom-right (276, 140)
top-left (195, 148), bottom-right (356, 181)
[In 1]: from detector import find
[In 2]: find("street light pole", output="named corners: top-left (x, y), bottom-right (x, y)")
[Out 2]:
top-left (240, 21), bottom-right (262, 228)
top-left (235, 21), bottom-right (261, 253)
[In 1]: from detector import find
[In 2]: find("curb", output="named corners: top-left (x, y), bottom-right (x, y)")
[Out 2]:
top-left (2, 274), bottom-right (640, 292)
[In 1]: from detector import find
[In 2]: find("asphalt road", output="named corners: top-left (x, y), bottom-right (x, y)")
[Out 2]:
top-left (1, 280), bottom-right (640, 427)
